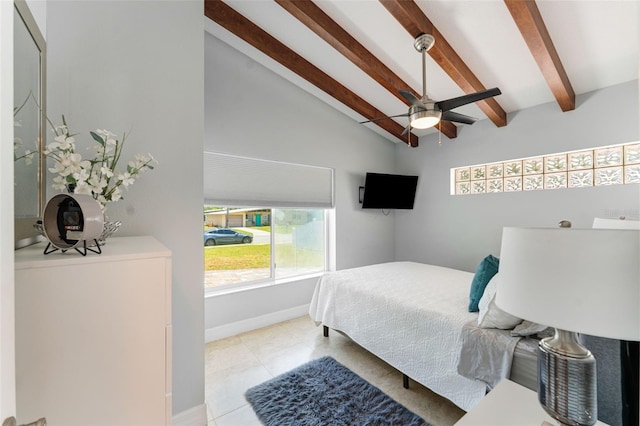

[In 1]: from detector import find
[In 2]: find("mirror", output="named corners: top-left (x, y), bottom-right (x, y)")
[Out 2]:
top-left (14, 0), bottom-right (45, 249)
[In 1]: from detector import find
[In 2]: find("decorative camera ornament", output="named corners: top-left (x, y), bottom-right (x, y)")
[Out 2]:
top-left (42, 193), bottom-right (104, 255)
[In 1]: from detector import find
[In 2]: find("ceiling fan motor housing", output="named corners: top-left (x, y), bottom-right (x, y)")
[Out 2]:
top-left (414, 34), bottom-right (435, 53)
top-left (409, 104), bottom-right (442, 129)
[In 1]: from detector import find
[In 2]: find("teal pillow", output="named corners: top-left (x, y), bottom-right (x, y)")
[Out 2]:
top-left (468, 255), bottom-right (499, 312)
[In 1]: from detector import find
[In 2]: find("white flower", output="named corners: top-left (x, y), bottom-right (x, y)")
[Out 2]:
top-left (92, 144), bottom-right (106, 155)
top-left (135, 153), bottom-right (150, 163)
top-left (88, 174), bottom-right (107, 194)
top-left (118, 172), bottom-right (135, 188)
top-left (72, 168), bottom-right (90, 183)
top-left (96, 129), bottom-right (117, 139)
top-left (74, 180), bottom-right (92, 195)
top-left (50, 152), bottom-right (89, 178)
top-left (110, 186), bottom-right (123, 202)
top-left (50, 134), bottom-right (75, 151)
top-left (49, 162), bottom-right (68, 176)
top-left (96, 194), bottom-right (107, 206)
top-left (52, 176), bottom-right (67, 191)
top-left (54, 124), bottom-right (68, 134)
top-left (100, 166), bottom-right (114, 178)
top-left (24, 150), bottom-right (34, 166)
top-left (45, 119), bottom-right (157, 210)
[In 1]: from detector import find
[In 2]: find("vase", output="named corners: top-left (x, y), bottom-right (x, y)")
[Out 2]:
top-left (97, 220), bottom-right (122, 245)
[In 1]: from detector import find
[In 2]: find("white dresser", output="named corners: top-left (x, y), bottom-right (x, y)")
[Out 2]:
top-left (14, 236), bottom-right (172, 426)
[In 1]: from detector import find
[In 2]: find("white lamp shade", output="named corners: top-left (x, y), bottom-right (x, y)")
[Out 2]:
top-left (496, 227), bottom-right (640, 341)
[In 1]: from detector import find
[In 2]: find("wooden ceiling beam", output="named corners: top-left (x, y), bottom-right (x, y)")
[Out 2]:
top-left (275, 0), bottom-right (457, 139)
top-left (204, 0), bottom-right (419, 146)
top-left (504, 0), bottom-right (575, 111)
top-left (380, 0), bottom-right (508, 128)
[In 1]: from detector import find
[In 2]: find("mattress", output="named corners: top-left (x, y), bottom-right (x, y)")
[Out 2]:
top-left (510, 338), bottom-right (538, 391)
top-left (309, 261), bottom-right (487, 411)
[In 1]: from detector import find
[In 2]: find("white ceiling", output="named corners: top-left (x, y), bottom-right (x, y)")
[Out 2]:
top-left (205, 0), bottom-right (639, 142)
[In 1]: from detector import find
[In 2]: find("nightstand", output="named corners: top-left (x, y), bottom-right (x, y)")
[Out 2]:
top-left (455, 379), bottom-right (608, 426)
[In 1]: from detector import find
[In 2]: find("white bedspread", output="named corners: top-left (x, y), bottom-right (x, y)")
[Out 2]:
top-left (309, 261), bottom-right (487, 411)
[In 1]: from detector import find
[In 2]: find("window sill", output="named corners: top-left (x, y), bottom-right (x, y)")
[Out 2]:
top-left (204, 271), bottom-right (324, 298)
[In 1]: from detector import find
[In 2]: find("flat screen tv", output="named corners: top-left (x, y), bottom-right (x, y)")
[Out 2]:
top-left (361, 172), bottom-right (419, 209)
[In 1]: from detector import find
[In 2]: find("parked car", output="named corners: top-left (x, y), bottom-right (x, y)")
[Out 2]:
top-left (204, 228), bottom-right (252, 246)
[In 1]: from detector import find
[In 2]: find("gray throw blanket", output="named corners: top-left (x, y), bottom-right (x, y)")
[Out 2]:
top-left (457, 321), bottom-right (522, 389)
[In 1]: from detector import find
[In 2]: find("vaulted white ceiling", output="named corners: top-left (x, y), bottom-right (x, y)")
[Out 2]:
top-left (204, 0), bottom-right (639, 146)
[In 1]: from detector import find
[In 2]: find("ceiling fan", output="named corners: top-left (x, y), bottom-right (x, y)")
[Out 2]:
top-left (361, 34), bottom-right (502, 136)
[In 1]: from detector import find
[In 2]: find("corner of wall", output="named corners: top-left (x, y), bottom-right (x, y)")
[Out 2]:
top-left (172, 403), bottom-right (207, 426)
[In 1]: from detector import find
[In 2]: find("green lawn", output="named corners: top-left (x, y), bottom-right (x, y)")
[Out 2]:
top-left (203, 225), bottom-right (323, 271)
top-left (205, 244), bottom-right (269, 270)
top-left (204, 243), bottom-right (323, 271)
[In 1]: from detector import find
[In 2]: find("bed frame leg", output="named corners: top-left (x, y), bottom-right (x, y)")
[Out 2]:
top-left (403, 374), bottom-right (409, 389)
top-left (323, 325), bottom-right (329, 337)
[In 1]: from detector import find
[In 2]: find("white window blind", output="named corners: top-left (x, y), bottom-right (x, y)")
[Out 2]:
top-left (204, 152), bottom-right (334, 208)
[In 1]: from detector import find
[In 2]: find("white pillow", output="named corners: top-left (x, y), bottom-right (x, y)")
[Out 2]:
top-left (477, 273), bottom-right (522, 329)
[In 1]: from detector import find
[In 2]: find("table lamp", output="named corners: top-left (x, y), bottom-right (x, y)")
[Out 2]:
top-left (496, 227), bottom-right (640, 426)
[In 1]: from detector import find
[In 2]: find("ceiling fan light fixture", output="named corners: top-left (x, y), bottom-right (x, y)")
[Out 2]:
top-left (410, 108), bottom-right (442, 129)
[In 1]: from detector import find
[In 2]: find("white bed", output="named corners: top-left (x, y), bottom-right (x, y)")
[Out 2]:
top-left (309, 261), bottom-right (488, 410)
top-left (309, 261), bottom-right (538, 412)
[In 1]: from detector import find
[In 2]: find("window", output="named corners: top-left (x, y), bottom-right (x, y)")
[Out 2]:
top-left (203, 152), bottom-right (334, 291)
top-left (273, 208), bottom-right (325, 280)
top-left (451, 141), bottom-right (640, 195)
top-left (204, 207), bottom-right (327, 290)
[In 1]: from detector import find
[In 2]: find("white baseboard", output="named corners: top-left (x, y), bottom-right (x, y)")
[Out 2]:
top-left (205, 304), bottom-right (309, 343)
top-left (172, 403), bottom-right (207, 426)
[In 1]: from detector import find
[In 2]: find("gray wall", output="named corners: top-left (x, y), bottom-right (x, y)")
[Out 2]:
top-left (204, 32), bottom-right (398, 329)
top-left (395, 80), bottom-right (640, 272)
top-left (46, 1), bottom-right (204, 416)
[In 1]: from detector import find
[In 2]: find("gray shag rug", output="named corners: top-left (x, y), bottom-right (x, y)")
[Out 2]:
top-left (245, 356), bottom-right (430, 426)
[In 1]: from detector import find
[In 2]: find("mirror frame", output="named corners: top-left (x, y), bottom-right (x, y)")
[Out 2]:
top-left (14, 0), bottom-right (46, 249)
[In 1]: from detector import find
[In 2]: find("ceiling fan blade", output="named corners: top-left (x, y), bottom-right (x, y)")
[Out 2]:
top-left (435, 87), bottom-right (502, 112)
top-left (442, 111), bottom-right (477, 125)
top-left (359, 112), bottom-right (409, 124)
top-left (401, 124), bottom-right (411, 136)
top-left (398, 90), bottom-right (424, 108)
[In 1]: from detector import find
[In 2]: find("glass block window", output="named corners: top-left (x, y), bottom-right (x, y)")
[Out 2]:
top-left (524, 157), bottom-right (543, 175)
top-left (452, 141), bottom-right (640, 195)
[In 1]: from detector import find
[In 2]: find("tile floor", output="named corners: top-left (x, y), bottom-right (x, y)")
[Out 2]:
top-left (205, 315), bottom-right (466, 425)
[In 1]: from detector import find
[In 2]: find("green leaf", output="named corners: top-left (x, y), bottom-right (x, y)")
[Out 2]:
top-left (90, 131), bottom-right (105, 146)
